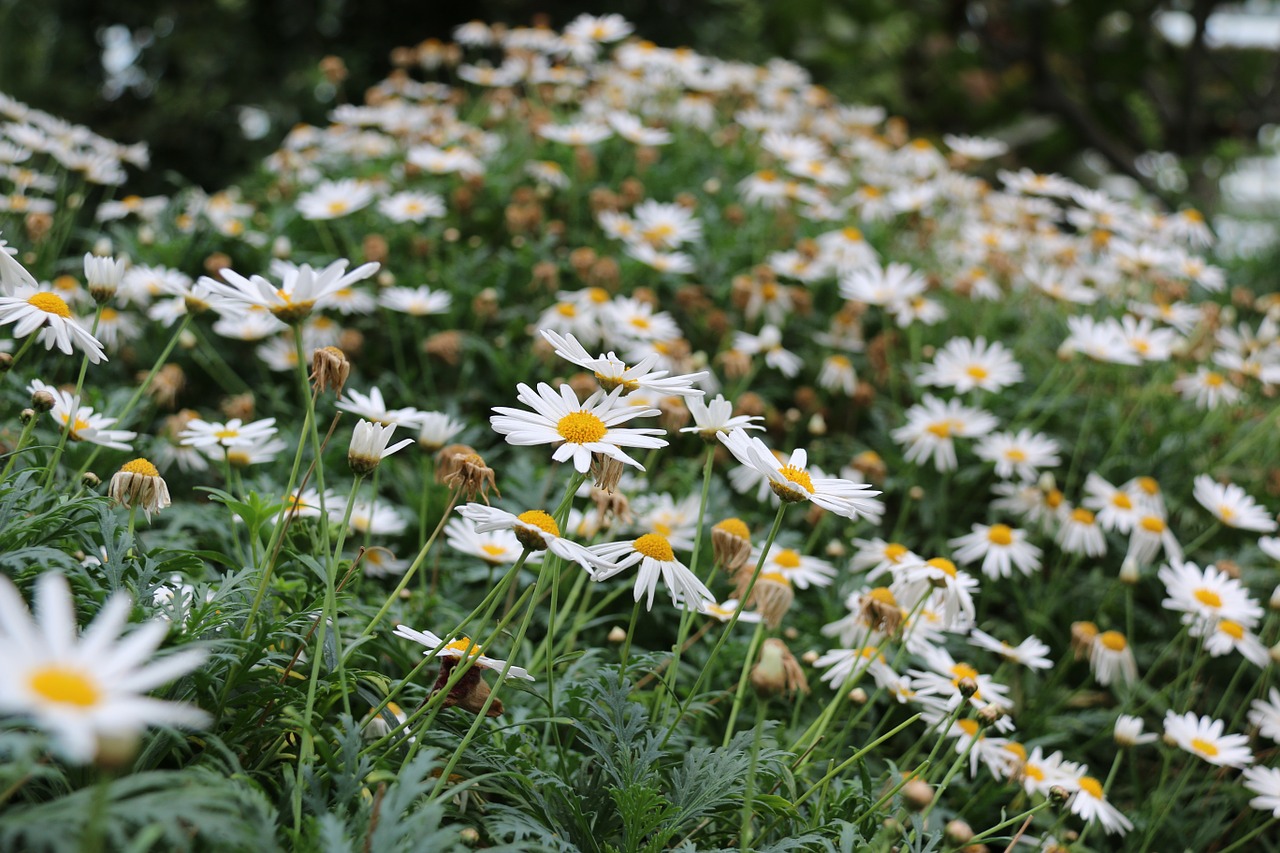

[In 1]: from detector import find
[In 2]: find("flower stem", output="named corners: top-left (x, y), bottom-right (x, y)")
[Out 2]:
top-left (113, 314), bottom-right (192, 428)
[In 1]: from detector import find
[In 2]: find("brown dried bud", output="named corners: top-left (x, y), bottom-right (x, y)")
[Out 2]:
top-left (423, 331), bottom-right (464, 365)
top-left (573, 146), bottom-right (597, 178)
top-left (746, 572), bottom-right (793, 629)
top-left (569, 247), bottom-right (598, 279)
top-left (859, 587), bottom-right (903, 635)
top-left (750, 638), bottom-right (809, 698)
top-left (221, 393), bottom-right (255, 422)
top-left (619, 177), bottom-right (645, 206)
top-left (472, 287), bottom-right (499, 320)
top-left (338, 329), bottom-right (364, 357)
top-left (82, 472), bottom-right (101, 489)
top-left (945, 819), bottom-right (974, 846)
top-left (724, 204), bottom-right (746, 226)
top-left (590, 454), bottom-right (626, 494)
top-left (658, 396), bottom-right (691, 433)
top-left (145, 363), bottom-right (186, 409)
top-left (590, 484), bottom-right (631, 528)
top-left (319, 54), bottom-right (348, 83)
top-left (452, 186), bottom-right (473, 217)
top-left (589, 187), bottom-right (619, 215)
top-left (957, 677), bottom-right (979, 699)
top-left (362, 233), bottom-right (389, 265)
top-left (203, 252), bottom-right (232, 277)
top-left (635, 145), bottom-right (659, 172)
top-left (712, 518), bottom-right (752, 572)
top-left (24, 212), bottom-right (53, 243)
top-left (311, 346), bottom-right (351, 396)
top-left (531, 261), bottom-right (560, 292)
top-left (588, 256), bottom-right (621, 289)
top-left (851, 450), bottom-right (886, 484)
top-left (442, 450), bottom-right (499, 504)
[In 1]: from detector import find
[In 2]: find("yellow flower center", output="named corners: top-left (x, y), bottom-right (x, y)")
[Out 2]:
top-left (556, 410), bottom-right (607, 444)
top-left (227, 450), bottom-right (251, 467)
top-left (1024, 764), bottom-right (1045, 782)
top-left (1004, 742), bottom-right (1027, 761)
top-left (326, 200), bottom-right (349, 215)
top-left (774, 549), bottom-right (802, 569)
top-left (1078, 776), bottom-right (1104, 798)
top-left (1193, 587), bottom-right (1222, 609)
top-left (556, 303), bottom-right (577, 317)
top-left (120, 458), bottom-right (160, 477)
top-left (965, 365), bottom-right (989, 381)
top-left (214, 428), bottom-right (239, 440)
top-left (1190, 738), bottom-right (1219, 758)
top-left (29, 665), bottom-right (101, 707)
top-left (949, 663), bottom-right (979, 686)
top-left (1071, 508), bottom-right (1095, 525)
top-left (1099, 630), bottom-right (1127, 651)
top-left (714, 517), bottom-right (751, 539)
top-left (957, 719), bottom-right (980, 737)
top-left (1136, 476), bottom-right (1159, 495)
top-left (868, 587), bottom-right (897, 606)
top-left (777, 464), bottom-right (814, 493)
top-left (633, 533), bottom-right (675, 562)
top-left (925, 420), bottom-right (954, 438)
top-left (444, 637), bottom-right (482, 657)
top-left (841, 226), bottom-right (862, 241)
top-left (884, 543), bottom-right (909, 562)
top-left (1204, 371), bottom-right (1224, 387)
top-left (1218, 505), bottom-right (1235, 522)
top-left (516, 510), bottom-right (560, 538)
top-left (1005, 448), bottom-right (1027, 462)
top-left (480, 543), bottom-right (507, 558)
top-left (27, 292), bottom-right (73, 318)
top-left (1111, 492), bottom-right (1133, 509)
top-left (1046, 488), bottom-right (1064, 508)
top-left (1218, 619), bottom-right (1244, 640)
top-left (927, 557), bottom-right (957, 578)
top-left (760, 571), bottom-right (790, 586)
top-left (986, 524), bottom-right (1013, 546)
top-left (1139, 515), bottom-right (1165, 534)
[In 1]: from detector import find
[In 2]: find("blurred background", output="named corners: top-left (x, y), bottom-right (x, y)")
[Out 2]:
top-left (3, 0), bottom-right (1280, 262)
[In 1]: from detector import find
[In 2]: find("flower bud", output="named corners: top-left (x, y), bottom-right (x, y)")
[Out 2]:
top-left (901, 778), bottom-right (933, 811)
top-left (944, 819), bottom-right (974, 846)
top-left (31, 389), bottom-right (55, 412)
top-left (82, 472), bottom-right (101, 489)
top-left (607, 626), bottom-right (627, 643)
top-left (19, 407), bottom-right (36, 425)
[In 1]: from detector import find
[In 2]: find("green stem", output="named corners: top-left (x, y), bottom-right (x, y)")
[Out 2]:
top-left (1, 414), bottom-right (39, 480)
top-left (722, 621), bottom-right (766, 747)
top-left (114, 314), bottom-right (192, 427)
top-left (41, 304), bottom-right (101, 489)
top-left (794, 713), bottom-right (922, 809)
top-left (739, 699), bottom-right (769, 851)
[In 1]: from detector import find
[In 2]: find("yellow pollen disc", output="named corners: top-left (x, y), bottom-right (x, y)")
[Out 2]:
top-left (480, 544), bottom-right (507, 558)
top-left (925, 421), bottom-right (953, 438)
top-left (957, 719), bottom-right (980, 737)
top-left (444, 637), bottom-right (482, 657)
top-left (760, 571), bottom-right (791, 586)
top-left (326, 200), bottom-right (349, 215)
top-left (1004, 742), bottom-right (1027, 761)
top-left (517, 510), bottom-right (560, 538)
top-left (1190, 738), bottom-right (1219, 758)
top-left (587, 287), bottom-right (609, 304)
top-left (828, 354), bottom-right (850, 367)
top-left (774, 549), bottom-right (802, 569)
top-left (1111, 492), bottom-right (1133, 509)
top-left (1005, 448), bottom-right (1027, 462)
top-left (1046, 489), bottom-right (1064, 508)
top-left (760, 283), bottom-right (779, 300)
top-left (1024, 765), bottom-right (1045, 782)
top-left (1193, 587), bottom-right (1223, 609)
top-left (868, 587), bottom-right (897, 606)
top-left (214, 429), bottom-right (239, 440)
top-left (841, 226), bottom-right (862, 241)
top-left (1218, 505), bottom-right (1235, 522)
top-left (29, 666), bottom-right (100, 707)
top-left (950, 662), bottom-right (979, 682)
top-left (987, 524), bottom-right (1013, 546)
top-left (555, 410), bottom-right (607, 444)
top-left (27, 292), bottom-right (73, 318)
top-left (120, 458), bottom-right (160, 477)
top-left (653, 522), bottom-right (673, 537)
top-left (1218, 619), bottom-right (1244, 640)
top-left (643, 223), bottom-right (675, 243)
top-left (884, 543), bottom-right (909, 562)
top-left (630, 316), bottom-right (651, 330)
top-left (1136, 476), bottom-right (1159, 495)
top-left (927, 557), bottom-right (957, 577)
top-left (1099, 630), bottom-right (1127, 651)
top-left (100, 307), bottom-right (118, 321)
top-left (227, 450), bottom-right (251, 467)
top-left (633, 533), bottom-right (675, 562)
top-left (714, 517), bottom-right (751, 539)
top-left (1139, 515), bottom-right (1164, 533)
top-left (1078, 776), bottom-right (1104, 798)
top-left (556, 303), bottom-right (577, 317)
top-left (1184, 209), bottom-right (1204, 223)
top-left (965, 365), bottom-right (989, 381)
top-left (1070, 508), bottom-right (1095, 525)
top-left (1205, 372), bottom-right (1224, 387)
top-left (70, 417), bottom-right (91, 434)
top-left (777, 464), bottom-right (814, 493)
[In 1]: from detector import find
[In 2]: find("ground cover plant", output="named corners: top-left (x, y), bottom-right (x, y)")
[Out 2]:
top-left (1, 14), bottom-right (1279, 852)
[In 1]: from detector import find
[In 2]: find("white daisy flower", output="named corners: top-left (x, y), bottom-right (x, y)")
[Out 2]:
top-left (1056, 508), bottom-right (1107, 557)
top-left (296, 178), bottom-right (375, 220)
top-left (376, 190), bottom-right (445, 223)
top-left (0, 231), bottom-right (38, 292)
top-left (907, 646), bottom-right (1011, 712)
top-left (378, 285), bottom-right (452, 317)
top-left (1243, 766), bottom-right (1280, 817)
top-left (892, 557), bottom-right (978, 630)
top-left (456, 503), bottom-right (615, 577)
top-left (1163, 711), bottom-right (1253, 768)
top-left (1195, 617), bottom-right (1269, 666)
top-left (1172, 367), bottom-right (1242, 410)
top-left (717, 429), bottom-right (883, 521)
top-left (28, 379), bottom-right (135, 451)
top-left (490, 382), bottom-right (666, 474)
top-left (590, 533), bottom-right (714, 611)
top-left (1193, 474), bottom-right (1277, 533)
top-left (540, 330), bottom-right (705, 397)
top-left (949, 522), bottom-right (1042, 578)
top-left (968, 628), bottom-right (1052, 670)
top-left (178, 416), bottom-right (277, 450)
top-left (700, 599), bottom-right (763, 624)
top-left (0, 573), bottom-right (208, 763)
top-left (1249, 688), bottom-right (1280, 744)
top-left (348, 419), bottom-right (415, 475)
top-left (1113, 714), bottom-right (1158, 747)
top-left (1159, 560), bottom-right (1263, 630)
top-left (0, 285), bottom-right (106, 363)
top-left (199, 258), bottom-right (379, 323)
top-left (752, 544), bottom-right (837, 589)
top-left (680, 393), bottom-right (764, 440)
top-left (337, 386), bottom-right (424, 429)
top-left (444, 518), bottom-right (539, 566)
top-left (392, 625), bottom-right (533, 681)
top-left (1089, 630), bottom-right (1137, 686)
top-left (1067, 774), bottom-right (1134, 836)
top-left (916, 336), bottom-right (1023, 394)
top-left (891, 394), bottom-right (999, 472)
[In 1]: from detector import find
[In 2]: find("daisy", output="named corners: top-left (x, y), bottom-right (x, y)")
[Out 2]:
top-left (376, 190), bottom-right (445, 223)
top-left (949, 522), bottom-right (1042, 578)
top-left (1196, 617), bottom-right (1269, 666)
top-left (1089, 630), bottom-right (1137, 686)
top-left (916, 337), bottom-right (1023, 394)
top-left (29, 379), bottom-right (135, 451)
top-left (968, 628), bottom-right (1052, 670)
top-left (892, 557), bottom-right (979, 630)
top-left (296, 178), bottom-right (375, 220)
top-left (444, 518), bottom-right (538, 566)
top-left (337, 386), bottom-right (424, 429)
top-left (362, 547), bottom-right (410, 579)
top-left (1056, 508), bottom-right (1107, 557)
top-left (346, 500), bottom-right (408, 537)
top-left (0, 231), bottom-right (38, 292)
top-left (108, 458), bottom-right (171, 519)
top-left (1243, 766), bottom-right (1280, 817)
top-left (908, 646), bottom-right (1012, 712)
top-left (731, 325), bottom-right (803, 378)
top-left (1163, 711), bottom-right (1253, 768)
top-left (839, 261), bottom-right (927, 308)
top-left (680, 393), bottom-right (764, 440)
top-left (717, 429), bottom-right (883, 521)
top-left (525, 160), bottom-right (570, 189)
top-left (416, 411), bottom-right (466, 451)
top-left (590, 533), bottom-right (714, 611)
top-left (973, 429), bottom-right (1062, 482)
top-left (1082, 473), bottom-right (1141, 533)
top-left (818, 354), bottom-right (857, 395)
top-left (700, 599), bottom-right (763, 624)
top-left (606, 112), bottom-right (672, 146)
top-left (348, 419), bottom-right (415, 476)
top-left (1249, 688), bottom-right (1280, 743)
top-left (1159, 560), bottom-right (1263, 630)
top-left (1172, 367), bottom-right (1242, 410)
top-left (392, 625), bottom-right (533, 681)
top-left (279, 487), bottom-right (339, 520)
top-left (178, 416), bottom-right (278, 451)
top-left (0, 285), bottom-right (106, 363)
top-left (1114, 714), bottom-right (1158, 747)
top-left (456, 503), bottom-right (615, 576)
top-left (851, 538), bottom-right (920, 582)
top-left (540, 330), bottom-right (705, 397)
top-left (1018, 747), bottom-right (1082, 797)
top-left (378, 285), bottom-right (452, 317)
top-left (752, 544), bottom-right (837, 589)
top-left (0, 573), bottom-right (208, 763)
top-left (1068, 774), bottom-right (1134, 836)
top-left (1193, 475), bottom-right (1277, 533)
top-left (891, 394), bottom-right (999, 472)
top-left (199, 258), bottom-right (379, 324)
top-left (490, 382), bottom-right (666, 474)
top-left (603, 297), bottom-right (681, 343)
top-left (537, 122), bottom-right (612, 146)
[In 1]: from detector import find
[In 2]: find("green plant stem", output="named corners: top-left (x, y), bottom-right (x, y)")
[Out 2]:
top-left (1219, 817), bottom-right (1280, 853)
top-left (114, 314), bottom-right (192, 427)
top-left (5, 333), bottom-right (40, 376)
top-left (1, 415), bottom-right (39, 480)
top-left (916, 723), bottom-right (981, 830)
top-left (41, 304), bottom-right (102, 490)
top-left (962, 798), bottom-right (1053, 848)
top-left (722, 620), bottom-right (767, 747)
top-left (794, 713), bottom-right (922, 810)
top-left (619, 597), bottom-right (644, 666)
top-left (738, 699), bottom-right (769, 851)
top-left (1137, 760), bottom-right (1195, 853)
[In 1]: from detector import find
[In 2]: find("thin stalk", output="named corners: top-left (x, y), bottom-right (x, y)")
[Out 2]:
top-left (738, 700), bottom-right (769, 851)
top-left (722, 620), bottom-right (766, 747)
top-left (114, 314), bottom-right (192, 427)
top-left (41, 304), bottom-right (102, 489)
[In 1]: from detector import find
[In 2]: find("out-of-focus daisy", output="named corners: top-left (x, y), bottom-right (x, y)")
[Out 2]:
top-left (892, 557), bottom-right (978, 630)
top-left (378, 285), bottom-right (452, 317)
top-left (525, 160), bottom-right (570, 189)
top-left (0, 573), bottom-right (208, 763)
top-left (731, 325), bottom-right (803, 378)
top-left (0, 285), bottom-right (106, 363)
top-left (199, 258), bottom-right (379, 324)
top-left (1068, 774), bottom-right (1134, 836)
top-left (908, 646), bottom-right (1011, 712)
top-left (1249, 688), bottom-right (1280, 744)
top-left (1163, 711), bottom-right (1253, 768)
top-left (1243, 766), bottom-right (1280, 816)
top-left (1193, 475), bottom-right (1277, 533)
top-left (0, 231), bottom-right (38, 292)
top-left (360, 546), bottom-right (410, 579)
top-left (1195, 617), bottom-right (1269, 666)
top-left (1056, 508), bottom-right (1106, 557)
top-left (1159, 560), bottom-right (1263, 630)
top-left (346, 499), bottom-right (408, 537)
top-left (839, 261), bottom-right (926, 307)
top-left (1173, 367), bottom-right (1242, 410)
top-left (949, 522), bottom-right (1042, 578)
top-left (296, 178), bottom-right (375, 220)
top-left (718, 429), bottom-right (883, 521)
top-left (444, 518), bottom-right (538, 566)
top-left (1082, 473), bottom-right (1141, 534)
top-left (680, 393), bottom-right (764, 440)
top-left (417, 411), bottom-right (466, 451)
top-left (179, 416), bottom-right (277, 451)
top-left (1114, 714), bottom-right (1158, 747)
top-left (337, 386), bottom-right (424, 429)
top-left (974, 429), bottom-right (1062, 482)
top-left (817, 354), bottom-right (857, 395)
top-left (540, 330), bottom-right (705, 397)
top-left (490, 382), bottom-right (666, 474)
top-left (1089, 630), bottom-right (1137, 686)
top-left (752, 544), bottom-right (836, 589)
top-left (916, 337), bottom-right (1023, 394)
top-left (591, 533), bottom-right (714, 611)
top-left (852, 538), bottom-right (920, 582)
top-left (700, 599), bottom-right (763, 624)
top-left (376, 190), bottom-right (445, 223)
top-left (968, 628), bottom-right (1052, 670)
top-left (29, 379), bottom-right (135, 451)
top-left (892, 394), bottom-right (999, 472)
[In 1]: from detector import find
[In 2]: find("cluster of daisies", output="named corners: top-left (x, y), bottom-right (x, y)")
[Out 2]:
top-left (1, 11), bottom-right (1280, 847)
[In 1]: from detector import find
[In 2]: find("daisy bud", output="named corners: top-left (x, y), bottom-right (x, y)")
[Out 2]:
top-left (901, 778), bottom-right (933, 811)
top-left (1119, 557), bottom-right (1140, 585)
top-left (84, 253), bottom-right (126, 304)
top-left (108, 458), bottom-right (171, 519)
top-left (1269, 585), bottom-right (1280, 611)
top-left (808, 413), bottom-right (827, 435)
top-left (30, 389), bottom-right (54, 412)
top-left (459, 827), bottom-right (480, 846)
top-left (1049, 785), bottom-right (1071, 805)
top-left (1270, 641), bottom-right (1280, 666)
top-left (94, 730), bottom-right (142, 770)
top-left (801, 650), bottom-right (819, 665)
top-left (349, 419), bottom-right (414, 477)
top-left (957, 677), bottom-right (979, 699)
top-left (272, 236), bottom-right (292, 258)
top-left (848, 687), bottom-right (867, 703)
top-left (20, 407), bottom-right (36, 425)
top-left (0, 353), bottom-right (11, 373)
top-left (908, 485), bottom-right (924, 501)
top-left (310, 345), bottom-right (351, 396)
top-left (82, 472), bottom-right (101, 489)
top-left (977, 704), bottom-right (1003, 728)
top-left (750, 638), bottom-right (809, 699)
top-left (712, 517), bottom-right (753, 572)
top-left (146, 364), bottom-right (185, 409)
top-left (607, 626), bottom-right (627, 643)
top-left (825, 540), bottom-right (847, 558)
top-left (944, 819), bottom-right (974, 846)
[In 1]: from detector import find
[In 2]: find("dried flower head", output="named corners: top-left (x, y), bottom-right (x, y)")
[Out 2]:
top-left (108, 458), bottom-right (171, 519)
top-left (750, 638), bottom-right (809, 698)
top-left (311, 345), bottom-right (351, 396)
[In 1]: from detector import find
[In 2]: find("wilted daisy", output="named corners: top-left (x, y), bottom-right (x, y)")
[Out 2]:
top-left (490, 382), bottom-right (666, 474)
top-left (457, 503), bottom-right (615, 576)
top-left (1193, 474), bottom-right (1277, 533)
top-left (891, 394), bottom-right (999, 472)
top-left (1163, 711), bottom-right (1253, 768)
top-left (0, 573), bottom-right (208, 763)
top-left (1068, 774), bottom-right (1134, 836)
top-left (949, 522), bottom-right (1042, 578)
top-left (108, 458), bottom-right (171, 519)
top-left (0, 285), bottom-right (107, 363)
top-left (916, 336), bottom-right (1023, 394)
top-left (718, 429), bottom-right (883, 521)
top-left (590, 533), bottom-right (714, 611)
